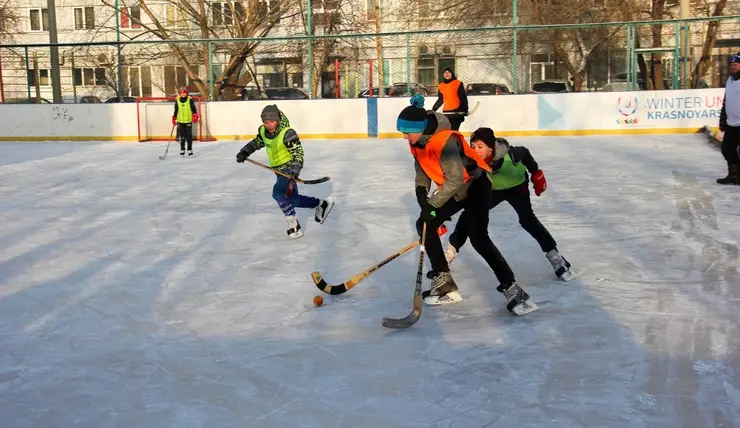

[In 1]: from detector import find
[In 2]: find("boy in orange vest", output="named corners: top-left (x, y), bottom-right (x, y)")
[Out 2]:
top-left (432, 67), bottom-right (468, 131)
top-left (396, 94), bottom-right (537, 315)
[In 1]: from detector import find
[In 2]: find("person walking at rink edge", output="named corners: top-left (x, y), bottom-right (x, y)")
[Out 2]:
top-left (717, 52), bottom-right (740, 185)
top-left (432, 67), bottom-right (468, 131)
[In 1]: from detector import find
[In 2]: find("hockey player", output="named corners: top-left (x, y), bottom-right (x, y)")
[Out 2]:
top-left (398, 94), bottom-right (537, 315)
top-left (440, 128), bottom-right (574, 281)
top-left (172, 87), bottom-right (198, 157)
top-left (235, 104), bottom-right (334, 238)
top-left (432, 67), bottom-right (468, 131)
top-left (717, 53), bottom-right (740, 185)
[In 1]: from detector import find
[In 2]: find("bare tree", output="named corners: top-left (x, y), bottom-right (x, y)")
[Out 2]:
top-left (0, 0), bottom-right (20, 42)
top-left (690, 0), bottom-right (728, 88)
top-left (95, 0), bottom-right (299, 100)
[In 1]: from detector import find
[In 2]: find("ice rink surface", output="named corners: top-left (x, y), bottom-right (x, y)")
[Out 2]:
top-left (1, 135), bottom-right (739, 428)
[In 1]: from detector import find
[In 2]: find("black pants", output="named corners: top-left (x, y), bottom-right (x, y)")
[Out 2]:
top-left (444, 114), bottom-right (464, 131)
top-left (450, 182), bottom-right (557, 254)
top-left (177, 123), bottom-right (193, 151)
top-left (721, 125), bottom-right (740, 164)
top-left (415, 175), bottom-right (516, 285)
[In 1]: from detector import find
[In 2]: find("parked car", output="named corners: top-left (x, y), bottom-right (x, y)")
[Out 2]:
top-left (388, 82), bottom-right (429, 97)
top-left (4, 97), bottom-right (51, 104)
top-left (263, 87), bottom-right (310, 100)
top-left (465, 83), bottom-right (510, 95)
top-left (357, 86), bottom-right (391, 98)
top-left (238, 86), bottom-right (270, 100)
top-left (105, 96), bottom-right (137, 103)
top-left (79, 95), bottom-right (102, 103)
top-left (531, 80), bottom-right (571, 93)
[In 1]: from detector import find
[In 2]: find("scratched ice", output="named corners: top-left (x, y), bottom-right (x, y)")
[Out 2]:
top-left (1, 135), bottom-right (739, 428)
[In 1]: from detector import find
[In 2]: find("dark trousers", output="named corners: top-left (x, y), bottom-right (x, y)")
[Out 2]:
top-left (416, 175), bottom-right (516, 286)
top-left (272, 175), bottom-right (320, 217)
top-left (450, 182), bottom-right (557, 254)
top-left (177, 123), bottom-right (193, 151)
top-left (444, 113), bottom-right (464, 131)
top-left (721, 125), bottom-right (740, 164)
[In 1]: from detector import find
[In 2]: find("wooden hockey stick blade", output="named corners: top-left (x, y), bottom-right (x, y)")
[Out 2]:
top-left (381, 223), bottom-right (428, 329)
top-left (465, 101), bottom-right (480, 116)
top-left (245, 158), bottom-right (330, 184)
top-left (312, 225), bottom-right (447, 296)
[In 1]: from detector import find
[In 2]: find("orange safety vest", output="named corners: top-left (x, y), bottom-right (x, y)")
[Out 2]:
top-left (437, 80), bottom-right (462, 111)
top-left (410, 130), bottom-right (491, 186)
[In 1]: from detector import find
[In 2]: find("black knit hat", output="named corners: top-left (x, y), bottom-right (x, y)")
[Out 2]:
top-left (396, 94), bottom-right (429, 133)
top-left (470, 127), bottom-right (496, 149)
top-left (261, 104), bottom-right (281, 122)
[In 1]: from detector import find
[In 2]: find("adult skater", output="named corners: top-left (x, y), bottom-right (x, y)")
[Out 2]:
top-left (398, 94), bottom-right (537, 315)
top-left (236, 104), bottom-right (334, 238)
top-left (172, 87), bottom-right (198, 157)
top-left (717, 53), bottom-right (740, 185)
top-left (440, 127), bottom-right (575, 281)
top-left (432, 67), bottom-right (468, 131)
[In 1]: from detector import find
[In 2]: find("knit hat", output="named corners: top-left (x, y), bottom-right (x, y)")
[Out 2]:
top-left (729, 53), bottom-right (740, 64)
top-left (397, 94), bottom-right (429, 134)
top-left (261, 104), bottom-right (281, 122)
top-left (470, 127), bottom-right (496, 149)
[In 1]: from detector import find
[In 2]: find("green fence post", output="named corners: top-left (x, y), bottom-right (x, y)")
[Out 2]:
top-left (208, 41), bottom-right (214, 101)
top-left (24, 47), bottom-right (31, 102)
top-left (307, 0), bottom-right (313, 99)
top-left (406, 33), bottom-right (411, 84)
top-left (512, 0), bottom-right (519, 94)
top-left (115, 0), bottom-right (123, 99)
top-left (673, 22), bottom-right (680, 90)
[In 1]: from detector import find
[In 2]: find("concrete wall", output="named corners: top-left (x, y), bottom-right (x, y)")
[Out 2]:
top-left (0, 88), bottom-right (726, 141)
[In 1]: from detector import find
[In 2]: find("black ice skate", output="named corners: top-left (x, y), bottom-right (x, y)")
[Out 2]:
top-left (188, 150), bottom-right (194, 157)
top-left (180, 150), bottom-right (185, 156)
top-left (717, 163), bottom-right (739, 185)
top-left (498, 282), bottom-right (538, 315)
top-left (546, 249), bottom-right (576, 281)
top-left (285, 215), bottom-right (303, 239)
top-left (314, 199), bottom-right (335, 224)
top-left (422, 271), bottom-right (463, 305)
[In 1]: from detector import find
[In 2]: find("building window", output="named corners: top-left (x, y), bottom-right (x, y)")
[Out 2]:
top-left (74, 7), bottom-right (95, 30)
top-left (164, 65), bottom-right (197, 95)
top-left (121, 6), bottom-right (141, 29)
top-left (165, 5), bottom-right (187, 28)
top-left (72, 67), bottom-right (107, 86)
top-left (122, 66), bottom-right (153, 97)
top-left (29, 8), bottom-right (49, 32)
top-left (28, 69), bottom-right (51, 86)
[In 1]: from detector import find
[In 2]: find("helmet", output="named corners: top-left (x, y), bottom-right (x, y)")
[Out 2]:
top-left (728, 53), bottom-right (740, 65)
top-left (178, 86), bottom-right (189, 95)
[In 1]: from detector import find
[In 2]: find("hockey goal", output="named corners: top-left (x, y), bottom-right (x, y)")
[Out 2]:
top-left (136, 96), bottom-right (215, 142)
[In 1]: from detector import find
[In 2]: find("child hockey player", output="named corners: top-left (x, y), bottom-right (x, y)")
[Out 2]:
top-left (235, 104), bottom-right (334, 238)
top-left (441, 127), bottom-right (574, 281)
top-left (432, 67), bottom-right (468, 131)
top-left (398, 94), bottom-right (537, 315)
top-left (172, 87), bottom-right (198, 157)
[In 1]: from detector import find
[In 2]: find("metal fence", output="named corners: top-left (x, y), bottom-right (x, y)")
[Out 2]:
top-left (0, 15), bottom-right (738, 103)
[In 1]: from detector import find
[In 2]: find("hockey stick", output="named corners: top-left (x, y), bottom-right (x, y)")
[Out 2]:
top-left (311, 225), bottom-right (447, 295)
top-left (245, 158), bottom-right (330, 184)
top-left (381, 222), bottom-right (428, 329)
top-left (159, 125), bottom-right (176, 160)
top-left (443, 101), bottom-right (480, 117)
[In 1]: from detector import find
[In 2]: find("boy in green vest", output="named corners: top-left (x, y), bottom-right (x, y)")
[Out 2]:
top-left (171, 87), bottom-right (199, 157)
top-left (441, 127), bottom-right (575, 281)
top-left (235, 105), bottom-right (334, 238)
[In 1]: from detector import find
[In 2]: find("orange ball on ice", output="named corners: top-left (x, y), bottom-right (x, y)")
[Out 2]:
top-left (313, 295), bottom-right (324, 306)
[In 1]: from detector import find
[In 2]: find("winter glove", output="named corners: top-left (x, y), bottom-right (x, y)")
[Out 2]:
top-left (172, 116), bottom-right (177, 126)
top-left (415, 186), bottom-right (429, 208)
top-left (236, 144), bottom-right (255, 163)
top-left (532, 169), bottom-right (547, 196)
top-left (192, 113), bottom-right (199, 124)
top-left (419, 200), bottom-right (437, 224)
top-left (719, 118), bottom-right (727, 133)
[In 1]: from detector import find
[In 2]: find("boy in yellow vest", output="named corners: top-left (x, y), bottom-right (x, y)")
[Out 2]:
top-left (441, 127), bottom-right (575, 281)
top-left (171, 87), bottom-right (199, 157)
top-left (235, 105), bottom-right (334, 238)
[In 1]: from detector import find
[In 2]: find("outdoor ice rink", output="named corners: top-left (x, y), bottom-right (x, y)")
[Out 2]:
top-left (1, 135), bottom-right (739, 427)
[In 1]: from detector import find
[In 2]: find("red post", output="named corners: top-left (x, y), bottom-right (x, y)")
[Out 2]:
top-left (368, 59), bottom-right (374, 98)
top-left (0, 53), bottom-right (5, 103)
top-left (334, 59), bottom-right (340, 99)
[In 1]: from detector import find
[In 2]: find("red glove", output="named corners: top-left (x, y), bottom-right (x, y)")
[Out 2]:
top-left (192, 113), bottom-right (199, 124)
top-left (437, 224), bottom-right (448, 236)
top-left (532, 169), bottom-right (547, 196)
top-left (172, 116), bottom-right (176, 126)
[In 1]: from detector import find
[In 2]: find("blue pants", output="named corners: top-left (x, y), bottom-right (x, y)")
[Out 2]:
top-left (272, 175), bottom-right (320, 216)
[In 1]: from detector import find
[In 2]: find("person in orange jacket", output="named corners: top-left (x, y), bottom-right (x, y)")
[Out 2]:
top-left (397, 94), bottom-right (537, 315)
top-left (172, 87), bottom-right (199, 157)
top-left (432, 67), bottom-right (468, 131)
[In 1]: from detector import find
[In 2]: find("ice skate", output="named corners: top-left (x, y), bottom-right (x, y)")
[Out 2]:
top-left (498, 282), bottom-right (538, 315)
top-left (314, 199), bottom-right (335, 224)
top-left (717, 163), bottom-right (739, 185)
top-left (188, 150), bottom-right (194, 157)
top-left (445, 245), bottom-right (457, 263)
top-left (285, 215), bottom-right (303, 238)
top-left (546, 249), bottom-right (575, 281)
top-left (422, 271), bottom-right (463, 305)
top-left (180, 150), bottom-right (185, 156)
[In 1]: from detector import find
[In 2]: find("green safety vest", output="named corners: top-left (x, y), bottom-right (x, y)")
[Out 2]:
top-left (176, 96), bottom-right (193, 123)
top-left (488, 153), bottom-right (527, 190)
top-left (259, 126), bottom-right (292, 167)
